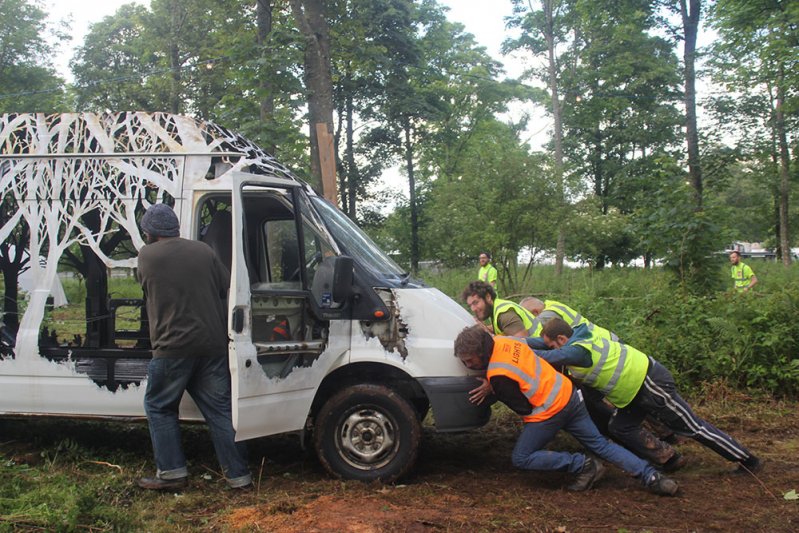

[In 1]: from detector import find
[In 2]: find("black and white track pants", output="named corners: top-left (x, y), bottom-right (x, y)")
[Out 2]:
top-left (608, 357), bottom-right (752, 463)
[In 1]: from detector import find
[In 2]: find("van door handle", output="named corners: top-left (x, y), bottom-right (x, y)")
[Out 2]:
top-left (231, 307), bottom-right (245, 333)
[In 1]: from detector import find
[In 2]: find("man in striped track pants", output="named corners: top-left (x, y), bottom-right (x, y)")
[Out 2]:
top-left (531, 318), bottom-right (762, 475)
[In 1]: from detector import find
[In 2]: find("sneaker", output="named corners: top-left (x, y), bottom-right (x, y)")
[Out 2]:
top-left (735, 455), bottom-right (763, 475)
top-left (567, 456), bottom-right (606, 491)
top-left (661, 452), bottom-right (688, 473)
top-left (646, 472), bottom-right (679, 496)
top-left (136, 476), bottom-right (188, 491)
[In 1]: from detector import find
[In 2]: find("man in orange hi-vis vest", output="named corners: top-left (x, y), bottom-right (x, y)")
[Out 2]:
top-left (454, 325), bottom-right (678, 495)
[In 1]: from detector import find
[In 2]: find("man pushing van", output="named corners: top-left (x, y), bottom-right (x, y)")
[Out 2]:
top-left (136, 204), bottom-right (251, 491)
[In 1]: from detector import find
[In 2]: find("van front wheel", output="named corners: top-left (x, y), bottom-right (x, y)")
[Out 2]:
top-left (314, 383), bottom-right (421, 483)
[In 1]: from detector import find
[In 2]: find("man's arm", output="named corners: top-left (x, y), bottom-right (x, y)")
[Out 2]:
top-left (745, 265), bottom-right (758, 290)
top-left (533, 344), bottom-right (593, 368)
top-left (497, 309), bottom-right (526, 337)
top-left (525, 336), bottom-right (548, 350)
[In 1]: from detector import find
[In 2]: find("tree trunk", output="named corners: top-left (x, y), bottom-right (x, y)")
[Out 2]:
top-left (289, 0), bottom-right (336, 197)
top-left (404, 119), bottom-right (419, 274)
top-left (345, 93), bottom-right (358, 220)
top-left (680, 0), bottom-right (702, 208)
top-left (2, 268), bottom-right (19, 332)
top-left (168, 0), bottom-right (183, 114)
top-left (774, 64), bottom-right (791, 265)
top-left (256, 0), bottom-right (276, 154)
top-left (544, 0), bottom-right (566, 275)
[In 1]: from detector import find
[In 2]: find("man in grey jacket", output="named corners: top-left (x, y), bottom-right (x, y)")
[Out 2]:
top-left (136, 204), bottom-right (251, 491)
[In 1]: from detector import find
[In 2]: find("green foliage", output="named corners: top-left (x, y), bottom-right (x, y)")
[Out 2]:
top-left (0, 0), bottom-right (67, 113)
top-left (427, 262), bottom-right (799, 396)
top-left (421, 119), bottom-right (555, 293)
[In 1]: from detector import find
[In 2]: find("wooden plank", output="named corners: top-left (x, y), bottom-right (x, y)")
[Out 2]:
top-left (315, 122), bottom-right (338, 204)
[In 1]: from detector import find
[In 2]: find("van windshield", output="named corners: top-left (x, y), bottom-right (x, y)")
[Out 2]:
top-left (310, 197), bottom-right (408, 283)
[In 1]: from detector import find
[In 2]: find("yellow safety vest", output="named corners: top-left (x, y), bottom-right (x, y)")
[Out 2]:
top-left (731, 262), bottom-right (754, 291)
top-left (569, 328), bottom-right (649, 408)
top-left (492, 298), bottom-right (537, 336)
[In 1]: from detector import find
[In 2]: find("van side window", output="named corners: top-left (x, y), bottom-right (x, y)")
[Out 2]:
top-left (263, 219), bottom-right (302, 286)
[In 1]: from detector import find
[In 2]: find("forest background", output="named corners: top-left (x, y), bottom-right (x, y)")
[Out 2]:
top-left (1, 0), bottom-right (798, 395)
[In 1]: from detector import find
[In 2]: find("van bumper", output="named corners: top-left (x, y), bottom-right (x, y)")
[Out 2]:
top-left (417, 377), bottom-right (492, 432)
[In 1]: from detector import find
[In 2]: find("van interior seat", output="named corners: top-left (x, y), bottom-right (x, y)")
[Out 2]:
top-left (202, 210), bottom-right (233, 272)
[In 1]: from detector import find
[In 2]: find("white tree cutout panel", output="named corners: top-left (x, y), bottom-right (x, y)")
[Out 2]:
top-left (0, 112), bottom-right (297, 362)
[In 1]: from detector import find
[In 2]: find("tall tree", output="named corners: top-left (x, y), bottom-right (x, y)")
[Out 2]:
top-left (289, 0), bottom-right (337, 197)
top-left (329, 0), bottom-right (419, 220)
top-left (0, 0), bottom-right (66, 113)
top-left (679, 0), bottom-right (704, 207)
top-left (708, 0), bottom-right (798, 265)
top-left (506, 0), bottom-right (570, 274)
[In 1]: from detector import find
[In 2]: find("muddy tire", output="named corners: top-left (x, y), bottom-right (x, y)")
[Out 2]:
top-left (314, 383), bottom-right (421, 483)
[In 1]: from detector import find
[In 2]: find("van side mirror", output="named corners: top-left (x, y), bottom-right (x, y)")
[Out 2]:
top-left (331, 256), bottom-right (354, 303)
top-left (310, 255), bottom-right (353, 308)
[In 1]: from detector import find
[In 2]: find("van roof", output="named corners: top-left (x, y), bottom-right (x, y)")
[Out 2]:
top-left (0, 112), bottom-right (299, 183)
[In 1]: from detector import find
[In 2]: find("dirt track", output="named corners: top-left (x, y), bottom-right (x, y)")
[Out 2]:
top-left (221, 397), bottom-right (799, 532)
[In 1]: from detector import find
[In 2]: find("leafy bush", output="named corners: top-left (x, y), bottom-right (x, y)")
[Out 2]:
top-left (427, 261), bottom-right (799, 397)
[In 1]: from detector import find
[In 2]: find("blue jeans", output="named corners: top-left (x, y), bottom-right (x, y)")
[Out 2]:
top-left (144, 355), bottom-right (251, 487)
top-left (511, 390), bottom-right (657, 484)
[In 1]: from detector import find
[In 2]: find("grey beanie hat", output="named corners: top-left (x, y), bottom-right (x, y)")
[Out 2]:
top-left (141, 204), bottom-right (180, 237)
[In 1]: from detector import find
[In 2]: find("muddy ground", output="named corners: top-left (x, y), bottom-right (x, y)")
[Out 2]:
top-left (222, 397), bottom-right (799, 532)
top-left (3, 390), bottom-right (799, 532)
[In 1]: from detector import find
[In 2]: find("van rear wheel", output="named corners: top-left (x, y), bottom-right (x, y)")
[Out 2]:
top-left (314, 383), bottom-right (421, 483)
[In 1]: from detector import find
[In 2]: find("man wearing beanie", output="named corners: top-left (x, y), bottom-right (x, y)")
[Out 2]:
top-left (136, 203), bottom-right (251, 491)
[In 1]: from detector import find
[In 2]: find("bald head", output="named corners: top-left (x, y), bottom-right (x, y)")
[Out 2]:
top-left (520, 297), bottom-right (544, 316)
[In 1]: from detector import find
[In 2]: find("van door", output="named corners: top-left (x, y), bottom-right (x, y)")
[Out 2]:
top-left (225, 172), bottom-right (351, 440)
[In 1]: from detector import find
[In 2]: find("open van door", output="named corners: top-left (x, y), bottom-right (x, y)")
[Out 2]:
top-left (225, 172), bottom-right (352, 440)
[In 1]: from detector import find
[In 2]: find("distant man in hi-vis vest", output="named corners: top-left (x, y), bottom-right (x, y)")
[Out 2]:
top-left (453, 325), bottom-right (678, 495)
top-left (729, 250), bottom-right (758, 292)
top-left (532, 318), bottom-right (762, 475)
top-left (477, 252), bottom-right (498, 292)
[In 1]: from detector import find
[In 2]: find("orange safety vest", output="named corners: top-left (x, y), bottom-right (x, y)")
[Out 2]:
top-left (487, 337), bottom-right (573, 423)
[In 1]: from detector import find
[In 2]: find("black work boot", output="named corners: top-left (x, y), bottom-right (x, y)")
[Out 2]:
top-left (735, 455), bottom-right (763, 475)
top-left (567, 456), bottom-right (606, 491)
top-left (646, 472), bottom-right (679, 496)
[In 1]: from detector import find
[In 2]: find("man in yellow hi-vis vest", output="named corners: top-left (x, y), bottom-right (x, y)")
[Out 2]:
top-left (477, 252), bottom-right (498, 292)
top-left (454, 325), bottom-right (678, 495)
top-left (532, 318), bottom-right (762, 475)
top-left (521, 297), bottom-right (684, 468)
top-left (729, 251), bottom-right (758, 292)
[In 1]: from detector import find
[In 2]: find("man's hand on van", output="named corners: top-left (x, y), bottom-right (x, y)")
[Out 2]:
top-left (468, 377), bottom-right (493, 405)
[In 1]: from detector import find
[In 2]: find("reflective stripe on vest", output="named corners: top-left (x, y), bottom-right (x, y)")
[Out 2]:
top-left (493, 299), bottom-right (536, 335)
top-left (487, 337), bottom-right (572, 422)
top-left (570, 329), bottom-right (648, 408)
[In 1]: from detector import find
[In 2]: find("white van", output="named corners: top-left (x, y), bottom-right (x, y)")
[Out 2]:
top-left (0, 112), bottom-right (489, 481)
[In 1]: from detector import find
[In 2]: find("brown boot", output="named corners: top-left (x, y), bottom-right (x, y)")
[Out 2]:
top-left (136, 476), bottom-right (188, 491)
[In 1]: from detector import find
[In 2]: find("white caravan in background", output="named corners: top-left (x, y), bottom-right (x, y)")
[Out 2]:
top-left (0, 113), bottom-right (489, 482)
